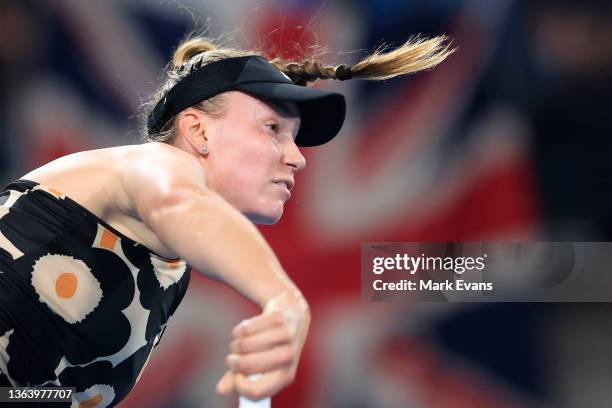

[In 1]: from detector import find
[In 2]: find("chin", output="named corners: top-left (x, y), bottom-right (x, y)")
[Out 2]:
top-left (245, 206), bottom-right (284, 225)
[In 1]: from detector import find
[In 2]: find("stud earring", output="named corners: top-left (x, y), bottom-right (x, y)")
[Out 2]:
top-left (199, 145), bottom-right (208, 154)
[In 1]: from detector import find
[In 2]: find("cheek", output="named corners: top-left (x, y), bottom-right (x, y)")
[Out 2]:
top-left (215, 121), bottom-right (280, 164)
top-left (234, 142), bottom-right (280, 178)
top-left (212, 139), bottom-right (281, 201)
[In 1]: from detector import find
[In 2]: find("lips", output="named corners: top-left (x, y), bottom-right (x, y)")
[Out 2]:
top-left (272, 179), bottom-right (294, 191)
top-left (274, 181), bottom-right (290, 190)
top-left (272, 180), bottom-right (292, 198)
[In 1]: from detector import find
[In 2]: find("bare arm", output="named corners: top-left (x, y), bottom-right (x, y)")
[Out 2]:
top-left (120, 143), bottom-right (310, 399)
top-left (119, 143), bottom-right (296, 307)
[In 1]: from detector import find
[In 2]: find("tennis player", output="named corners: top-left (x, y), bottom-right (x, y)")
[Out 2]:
top-left (0, 34), bottom-right (452, 406)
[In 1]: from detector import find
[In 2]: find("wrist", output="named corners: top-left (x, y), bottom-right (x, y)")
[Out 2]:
top-left (263, 288), bottom-right (307, 312)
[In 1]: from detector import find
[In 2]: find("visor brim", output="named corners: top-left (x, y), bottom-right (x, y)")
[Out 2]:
top-left (236, 82), bottom-right (346, 147)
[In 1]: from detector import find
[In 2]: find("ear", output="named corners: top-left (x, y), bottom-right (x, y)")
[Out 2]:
top-left (176, 108), bottom-right (208, 153)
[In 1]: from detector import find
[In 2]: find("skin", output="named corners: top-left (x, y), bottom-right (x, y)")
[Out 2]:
top-left (174, 91), bottom-right (306, 225)
top-left (20, 90), bottom-right (312, 401)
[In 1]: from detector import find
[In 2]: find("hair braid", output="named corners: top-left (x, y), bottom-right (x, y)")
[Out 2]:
top-left (270, 35), bottom-right (454, 86)
top-left (270, 59), bottom-right (336, 86)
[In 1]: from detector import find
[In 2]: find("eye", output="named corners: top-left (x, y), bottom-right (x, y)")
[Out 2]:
top-left (266, 122), bottom-right (280, 133)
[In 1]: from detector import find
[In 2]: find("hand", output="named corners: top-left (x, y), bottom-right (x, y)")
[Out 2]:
top-left (216, 290), bottom-right (311, 401)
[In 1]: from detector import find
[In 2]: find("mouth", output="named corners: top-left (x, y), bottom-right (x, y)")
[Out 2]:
top-left (272, 180), bottom-right (293, 198)
top-left (272, 179), bottom-right (294, 191)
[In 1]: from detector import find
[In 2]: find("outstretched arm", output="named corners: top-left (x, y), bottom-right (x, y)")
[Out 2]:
top-left (119, 143), bottom-right (309, 399)
top-left (120, 143), bottom-right (294, 306)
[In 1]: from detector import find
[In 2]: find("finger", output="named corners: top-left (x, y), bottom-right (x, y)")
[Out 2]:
top-left (230, 326), bottom-right (292, 354)
top-left (226, 345), bottom-right (294, 376)
top-left (232, 311), bottom-right (286, 338)
top-left (233, 371), bottom-right (287, 401)
top-left (216, 370), bottom-right (235, 395)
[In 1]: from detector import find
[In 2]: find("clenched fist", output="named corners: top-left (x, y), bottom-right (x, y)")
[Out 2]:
top-left (216, 290), bottom-right (311, 401)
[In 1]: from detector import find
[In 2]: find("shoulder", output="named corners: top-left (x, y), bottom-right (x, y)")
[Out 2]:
top-left (119, 142), bottom-right (206, 188)
top-left (116, 142), bottom-right (209, 219)
top-left (122, 141), bottom-right (202, 170)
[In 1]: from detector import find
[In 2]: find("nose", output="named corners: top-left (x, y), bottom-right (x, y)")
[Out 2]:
top-left (282, 139), bottom-right (307, 172)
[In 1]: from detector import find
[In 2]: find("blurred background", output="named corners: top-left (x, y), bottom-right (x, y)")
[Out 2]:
top-left (1, 0), bottom-right (612, 407)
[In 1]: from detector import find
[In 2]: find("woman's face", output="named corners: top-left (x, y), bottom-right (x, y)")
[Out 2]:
top-left (203, 91), bottom-right (306, 224)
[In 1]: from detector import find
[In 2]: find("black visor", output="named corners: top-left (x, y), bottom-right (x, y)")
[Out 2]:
top-left (147, 56), bottom-right (346, 147)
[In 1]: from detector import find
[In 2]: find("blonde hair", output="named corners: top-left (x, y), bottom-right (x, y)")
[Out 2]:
top-left (141, 34), bottom-right (455, 143)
